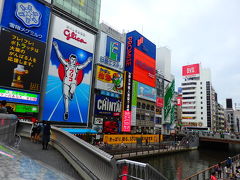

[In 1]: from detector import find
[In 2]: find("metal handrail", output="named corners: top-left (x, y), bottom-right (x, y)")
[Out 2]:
top-left (117, 159), bottom-right (168, 180)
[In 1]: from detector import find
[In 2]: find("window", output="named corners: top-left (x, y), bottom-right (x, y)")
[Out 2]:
top-left (151, 105), bottom-right (155, 111)
top-left (137, 102), bottom-right (141, 108)
top-left (142, 103), bottom-right (146, 109)
top-left (136, 114), bottom-right (140, 120)
top-left (146, 104), bottom-right (150, 110)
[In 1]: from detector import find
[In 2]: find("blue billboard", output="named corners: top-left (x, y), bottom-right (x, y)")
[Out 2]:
top-left (1, 0), bottom-right (50, 42)
top-left (137, 82), bottom-right (156, 102)
top-left (42, 38), bottom-right (93, 124)
top-left (95, 95), bottom-right (121, 116)
top-left (125, 30), bottom-right (156, 73)
top-left (106, 36), bottom-right (121, 62)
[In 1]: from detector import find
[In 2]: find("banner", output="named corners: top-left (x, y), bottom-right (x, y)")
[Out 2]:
top-left (1, 0), bottom-right (50, 42)
top-left (0, 28), bottom-right (46, 92)
top-left (95, 65), bottom-right (123, 94)
top-left (122, 71), bottom-right (133, 132)
top-left (42, 15), bottom-right (95, 124)
top-left (103, 134), bottom-right (162, 144)
top-left (95, 95), bottom-right (121, 116)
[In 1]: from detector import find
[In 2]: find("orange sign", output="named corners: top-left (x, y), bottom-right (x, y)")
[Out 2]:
top-left (133, 48), bottom-right (156, 87)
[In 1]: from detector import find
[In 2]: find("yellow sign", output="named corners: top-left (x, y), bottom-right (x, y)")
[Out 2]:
top-left (103, 134), bottom-right (162, 144)
top-left (96, 65), bottom-right (123, 93)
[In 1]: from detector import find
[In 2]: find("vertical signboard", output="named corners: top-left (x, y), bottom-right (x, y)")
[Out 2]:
top-left (131, 81), bottom-right (138, 126)
top-left (156, 97), bottom-right (164, 108)
top-left (164, 80), bottom-right (175, 122)
top-left (0, 0), bottom-right (50, 43)
top-left (97, 32), bottom-right (124, 71)
top-left (177, 97), bottom-right (182, 106)
top-left (0, 28), bottom-right (46, 92)
top-left (122, 71), bottom-right (133, 132)
top-left (42, 15), bottom-right (95, 124)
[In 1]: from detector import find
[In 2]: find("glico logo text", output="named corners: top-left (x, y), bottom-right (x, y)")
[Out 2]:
top-left (64, 29), bottom-right (87, 44)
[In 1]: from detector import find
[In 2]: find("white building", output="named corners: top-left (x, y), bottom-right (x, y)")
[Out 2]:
top-left (181, 63), bottom-right (215, 131)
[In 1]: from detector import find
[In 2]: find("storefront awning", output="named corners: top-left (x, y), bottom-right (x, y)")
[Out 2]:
top-left (62, 128), bottom-right (97, 135)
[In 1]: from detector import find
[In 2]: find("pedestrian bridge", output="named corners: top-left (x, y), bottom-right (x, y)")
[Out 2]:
top-left (0, 114), bottom-right (167, 180)
top-left (197, 132), bottom-right (240, 144)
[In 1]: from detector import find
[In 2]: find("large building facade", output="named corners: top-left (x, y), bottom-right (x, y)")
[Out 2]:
top-left (181, 63), bottom-right (215, 130)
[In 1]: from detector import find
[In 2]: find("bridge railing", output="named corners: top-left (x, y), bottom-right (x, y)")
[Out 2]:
top-left (0, 113), bottom-right (18, 145)
top-left (17, 121), bottom-right (118, 180)
top-left (117, 159), bottom-right (168, 180)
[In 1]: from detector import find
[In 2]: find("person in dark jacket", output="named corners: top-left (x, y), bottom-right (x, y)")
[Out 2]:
top-left (42, 121), bottom-right (51, 150)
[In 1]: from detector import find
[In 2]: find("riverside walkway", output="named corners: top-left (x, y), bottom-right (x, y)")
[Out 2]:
top-left (0, 142), bottom-right (79, 180)
top-left (19, 137), bottom-right (82, 180)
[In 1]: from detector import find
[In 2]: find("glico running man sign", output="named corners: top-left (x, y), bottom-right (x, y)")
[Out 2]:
top-left (42, 15), bottom-right (95, 124)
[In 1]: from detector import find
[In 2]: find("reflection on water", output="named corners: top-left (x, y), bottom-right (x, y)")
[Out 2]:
top-left (136, 144), bottom-right (240, 180)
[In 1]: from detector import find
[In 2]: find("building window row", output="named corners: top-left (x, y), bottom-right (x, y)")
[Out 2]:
top-left (183, 92), bottom-right (195, 95)
top-left (182, 82), bottom-right (197, 86)
top-left (137, 102), bottom-right (155, 111)
top-left (182, 87), bottom-right (196, 90)
top-left (182, 112), bottom-right (196, 114)
top-left (183, 96), bottom-right (195, 99)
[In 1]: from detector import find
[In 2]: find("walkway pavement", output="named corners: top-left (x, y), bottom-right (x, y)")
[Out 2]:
top-left (18, 137), bottom-right (82, 180)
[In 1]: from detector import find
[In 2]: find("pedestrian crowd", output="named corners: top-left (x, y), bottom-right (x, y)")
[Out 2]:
top-left (211, 157), bottom-right (240, 180)
top-left (30, 120), bottom-right (51, 150)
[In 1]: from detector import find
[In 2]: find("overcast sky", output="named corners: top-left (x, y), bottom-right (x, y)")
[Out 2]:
top-left (100, 0), bottom-right (240, 107)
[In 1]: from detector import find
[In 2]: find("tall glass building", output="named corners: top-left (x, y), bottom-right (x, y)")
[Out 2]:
top-left (53, 0), bottom-right (101, 28)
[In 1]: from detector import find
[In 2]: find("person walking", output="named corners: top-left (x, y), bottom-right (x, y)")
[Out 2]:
top-left (42, 121), bottom-right (51, 150)
top-left (30, 122), bottom-right (38, 142)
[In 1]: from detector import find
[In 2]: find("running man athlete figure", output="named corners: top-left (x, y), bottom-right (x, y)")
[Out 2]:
top-left (53, 41), bottom-right (92, 120)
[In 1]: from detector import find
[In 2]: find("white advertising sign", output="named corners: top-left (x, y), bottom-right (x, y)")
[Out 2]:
top-left (51, 15), bottom-right (95, 53)
top-left (96, 32), bottom-right (124, 71)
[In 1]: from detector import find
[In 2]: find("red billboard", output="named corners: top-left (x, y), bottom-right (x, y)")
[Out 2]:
top-left (133, 48), bottom-right (156, 87)
top-left (182, 64), bottom-right (200, 76)
top-left (156, 97), bottom-right (164, 107)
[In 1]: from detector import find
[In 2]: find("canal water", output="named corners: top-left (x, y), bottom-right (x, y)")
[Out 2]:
top-left (136, 144), bottom-right (240, 180)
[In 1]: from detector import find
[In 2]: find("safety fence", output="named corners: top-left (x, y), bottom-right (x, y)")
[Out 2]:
top-left (117, 159), bottom-right (168, 180)
top-left (0, 113), bottom-right (18, 145)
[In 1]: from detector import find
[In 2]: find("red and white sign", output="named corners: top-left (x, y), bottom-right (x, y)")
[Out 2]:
top-left (182, 64), bottom-right (200, 76)
top-left (156, 97), bottom-right (164, 107)
top-left (122, 110), bottom-right (132, 132)
top-left (51, 15), bottom-right (95, 53)
top-left (177, 97), bottom-right (182, 106)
